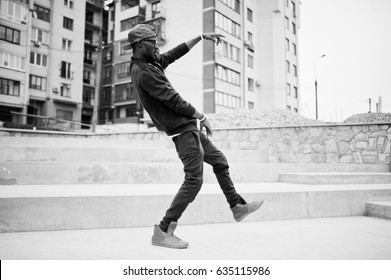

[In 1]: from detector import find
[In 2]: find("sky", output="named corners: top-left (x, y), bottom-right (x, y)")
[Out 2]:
top-left (298, 0), bottom-right (391, 122)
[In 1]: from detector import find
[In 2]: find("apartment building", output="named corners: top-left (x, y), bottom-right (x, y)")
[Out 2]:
top-left (0, 0), bottom-right (106, 129)
top-left (101, 0), bottom-right (300, 126)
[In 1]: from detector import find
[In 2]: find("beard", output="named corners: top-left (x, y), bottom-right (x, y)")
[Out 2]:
top-left (145, 50), bottom-right (158, 63)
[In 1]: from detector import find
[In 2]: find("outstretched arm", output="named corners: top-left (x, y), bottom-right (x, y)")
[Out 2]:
top-left (185, 33), bottom-right (225, 50)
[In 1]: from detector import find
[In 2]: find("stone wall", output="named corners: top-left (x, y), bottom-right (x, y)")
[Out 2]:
top-left (210, 123), bottom-right (391, 165)
top-left (1, 122), bottom-right (390, 166)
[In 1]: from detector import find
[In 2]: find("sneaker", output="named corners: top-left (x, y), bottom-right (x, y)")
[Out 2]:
top-left (231, 200), bottom-right (264, 222)
top-left (151, 222), bottom-right (189, 249)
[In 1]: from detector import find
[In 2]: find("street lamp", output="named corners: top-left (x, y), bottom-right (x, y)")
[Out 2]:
top-left (314, 54), bottom-right (326, 120)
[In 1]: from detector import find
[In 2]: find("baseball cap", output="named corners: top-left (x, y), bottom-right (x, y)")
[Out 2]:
top-left (123, 24), bottom-right (157, 50)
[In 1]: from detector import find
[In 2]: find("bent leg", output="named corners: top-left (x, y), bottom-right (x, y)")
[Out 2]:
top-left (199, 131), bottom-right (245, 208)
top-left (160, 131), bottom-right (204, 232)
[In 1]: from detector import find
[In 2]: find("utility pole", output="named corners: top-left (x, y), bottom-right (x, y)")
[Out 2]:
top-left (368, 98), bottom-right (372, 113)
top-left (314, 54), bottom-right (326, 120)
top-left (92, 36), bottom-right (103, 133)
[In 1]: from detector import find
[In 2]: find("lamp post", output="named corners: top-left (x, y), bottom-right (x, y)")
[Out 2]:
top-left (314, 54), bottom-right (326, 120)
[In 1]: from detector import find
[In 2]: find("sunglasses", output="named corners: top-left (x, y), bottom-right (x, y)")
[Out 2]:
top-left (142, 39), bottom-right (157, 46)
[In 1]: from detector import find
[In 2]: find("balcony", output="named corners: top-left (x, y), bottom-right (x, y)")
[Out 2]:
top-left (142, 17), bottom-right (166, 45)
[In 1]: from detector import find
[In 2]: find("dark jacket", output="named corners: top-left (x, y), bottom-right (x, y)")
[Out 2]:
top-left (130, 43), bottom-right (198, 136)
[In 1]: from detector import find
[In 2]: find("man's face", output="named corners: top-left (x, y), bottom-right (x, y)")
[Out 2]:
top-left (141, 38), bottom-right (159, 63)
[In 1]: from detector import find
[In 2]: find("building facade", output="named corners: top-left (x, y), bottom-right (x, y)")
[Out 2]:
top-left (101, 0), bottom-right (300, 126)
top-left (0, 0), bottom-right (300, 129)
top-left (0, 0), bottom-right (106, 129)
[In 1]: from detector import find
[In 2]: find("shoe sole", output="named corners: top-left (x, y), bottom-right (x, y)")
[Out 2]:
top-left (235, 200), bottom-right (264, 222)
top-left (152, 241), bottom-right (189, 249)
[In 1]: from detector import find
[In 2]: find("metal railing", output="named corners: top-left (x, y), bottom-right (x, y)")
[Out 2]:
top-left (10, 111), bottom-right (92, 132)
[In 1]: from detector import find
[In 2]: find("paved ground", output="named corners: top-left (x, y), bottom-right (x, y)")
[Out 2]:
top-left (1, 216), bottom-right (391, 260)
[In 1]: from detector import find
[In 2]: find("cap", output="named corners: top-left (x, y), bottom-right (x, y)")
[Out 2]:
top-left (123, 24), bottom-right (157, 50)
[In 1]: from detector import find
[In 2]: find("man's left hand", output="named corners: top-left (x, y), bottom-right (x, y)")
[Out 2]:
top-left (200, 117), bottom-right (213, 138)
top-left (202, 33), bottom-right (225, 45)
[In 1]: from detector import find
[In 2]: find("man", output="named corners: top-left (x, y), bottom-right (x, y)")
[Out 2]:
top-left (125, 24), bottom-right (263, 249)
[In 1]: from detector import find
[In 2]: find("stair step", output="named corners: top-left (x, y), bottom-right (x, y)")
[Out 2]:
top-left (0, 162), bottom-right (388, 185)
top-left (366, 201), bottom-right (391, 219)
top-left (279, 172), bottom-right (391, 184)
top-left (0, 147), bottom-right (267, 163)
top-left (0, 136), bottom-right (173, 149)
top-left (1, 183), bottom-right (391, 232)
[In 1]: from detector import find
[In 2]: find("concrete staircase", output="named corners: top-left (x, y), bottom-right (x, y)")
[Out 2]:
top-left (1, 135), bottom-right (390, 232)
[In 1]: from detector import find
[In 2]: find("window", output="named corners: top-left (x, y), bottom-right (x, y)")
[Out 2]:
top-left (293, 43), bottom-right (297, 55)
top-left (286, 60), bottom-right (290, 73)
top-left (117, 62), bottom-right (130, 79)
top-left (103, 87), bottom-right (111, 100)
top-left (294, 108), bottom-right (298, 113)
top-left (34, 4), bottom-right (50, 22)
top-left (103, 67), bottom-right (112, 84)
top-left (83, 70), bottom-right (91, 84)
top-left (247, 31), bottom-right (253, 43)
top-left (152, 1), bottom-right (161, 18)
top-left (248, 102), bottom-right (254, 109)
top-left (115, 83), bottom-right (135, 102)
top-left (84, 49), bottom-right (93, 64)
top-left (218, 0), bottom-right (240, 13)
top-left (29, 75), bottom-right (47, 91)
top-left (30, 52), bottom-right (47, 67)
top-left (294, 86), bottom-right (298, 98)
top-left (85, 29), bottom-right (93, 43)
top-left (63, 17), bottom-right (73, 30)
top-left (292, 22), bottom-right (296, 35)
top-left (32, 28), bottom-right (49, 44)
top-left (248, 54), bottom-right (253, 68)
top-left (86, 10), bottom-right (94, 24)
top-left (64, 0), bottom-right (74, 8)
top-left (83, 87), bottom-right (93, 104)
top-left (62, 39), bottom-right (72, 51)
top-left (215, 64), bottom-right (240, 86)
top-left (57, 109), bottom-right (73, 120)
top-left (292, 1), bottom-right (296, 17)
top-left (60, 61), bottom-right (72, 79)
top-left (215, 12), bottom-right (241, 38)
top-left (248, 78), bottom-right (254, 92)
top-left (0, 25), bottom-right (21, 44)
top-left (215, 91), bottom-right (241, 109)
top-left (293, 64), bottom-right (297, 77)
top-left (217, 40), bottom-right (240, 62)
top-left (247, 8), bottom-right (253, 22)
top-left (285, 38), bottom-right (290, 51)
top-left (5, 1), bottom-right (28, 24)
top-left (121, 0), bottom-right (139, 11)
top-left (286, 83), bottom-right (291, 96)
top-left (287, 105), bottom-right (291, 110)
top-left (60, 84), bottom-right (71, 98)
top-left (0, 51), bottom-right (25, 70)
top-left (285, 17), bottom-right (289, 30)
top-left (120, 41), bottom-right (132, 55)
top-left (121, 16), bottom-right (140, 32)
top-left (0, 77), bottom-right (20, 96)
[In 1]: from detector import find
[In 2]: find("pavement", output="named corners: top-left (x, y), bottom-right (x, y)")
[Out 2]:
top-left (1, 216), bottom-right (391, 260)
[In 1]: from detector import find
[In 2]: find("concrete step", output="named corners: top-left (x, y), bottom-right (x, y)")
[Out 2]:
top-left (0, 147), bottom-right (267, 163)
top-left (366, 201), bottom-right (391, 219)
top-left (0, 136), bottom-right (173, 149)
top-left (279, 172), bottom-right (391, 184)
top-left (1, 183), bottom-right (391, 232)
top-left (0, 162), bottom-right (388, 185)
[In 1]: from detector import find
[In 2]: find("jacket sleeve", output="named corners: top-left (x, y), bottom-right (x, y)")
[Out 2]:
top-left (141, 65), bottom-right (196, 117)
top-left (156, 43), bottom-right (190, 69)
